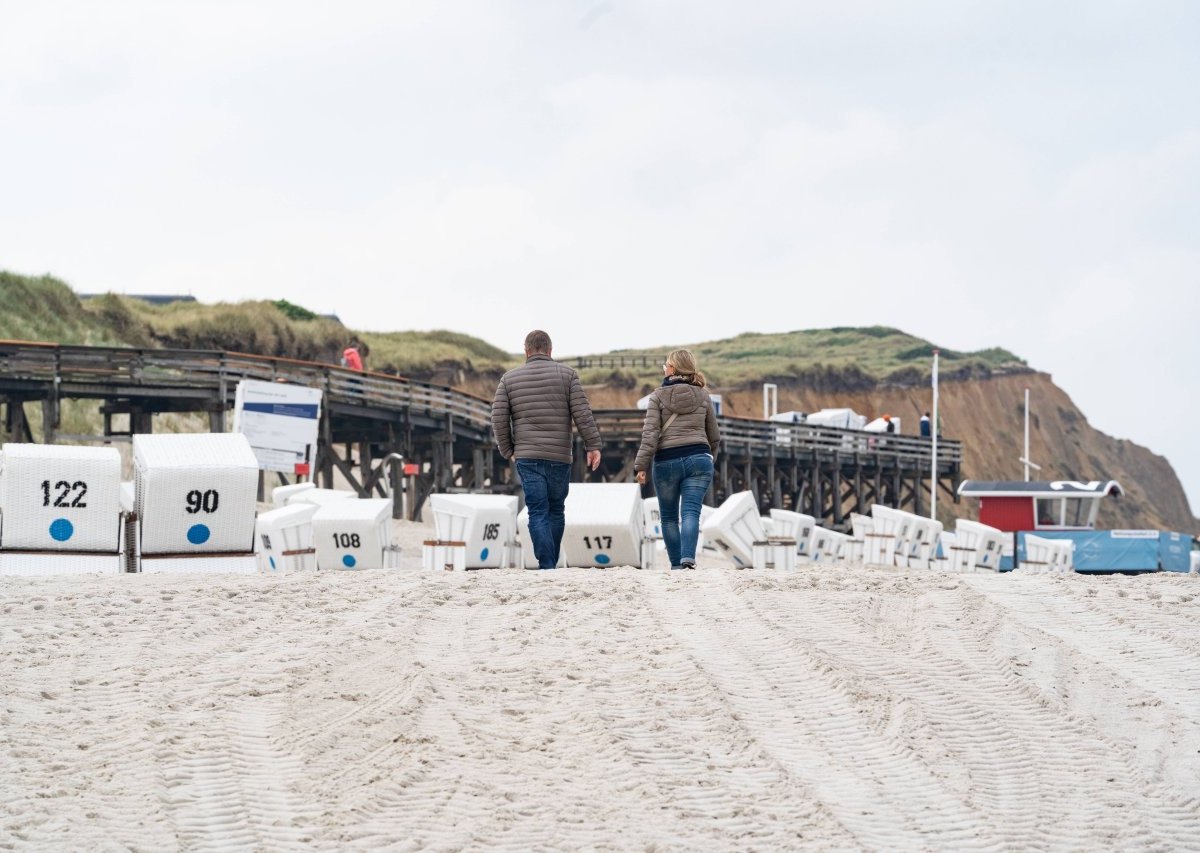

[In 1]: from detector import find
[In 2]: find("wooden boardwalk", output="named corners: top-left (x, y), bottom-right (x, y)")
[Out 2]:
top-left (0, 341), bottom-right (961, 526)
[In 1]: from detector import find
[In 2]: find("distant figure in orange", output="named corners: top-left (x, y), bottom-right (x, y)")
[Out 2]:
top-left (342, 339), bottom-right (364, 372)
top-left (884, 414), bottom-right (895, 434)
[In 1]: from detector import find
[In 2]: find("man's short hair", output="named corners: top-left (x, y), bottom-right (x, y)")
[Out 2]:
top-left (524, 330), bottom-right (552, 354)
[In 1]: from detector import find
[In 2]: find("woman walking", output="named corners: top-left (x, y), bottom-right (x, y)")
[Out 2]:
top-left (634, 349), bottom-right (720, 569)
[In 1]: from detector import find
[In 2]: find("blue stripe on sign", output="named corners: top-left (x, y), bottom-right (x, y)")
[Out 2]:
top-left (243, 402), bottom-right (319, 419)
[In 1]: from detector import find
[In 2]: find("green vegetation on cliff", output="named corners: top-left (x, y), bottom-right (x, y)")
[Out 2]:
top-left (1, 271), bottom-right (1024, 388)
top-left (580, 327), bottom-right (1027, 390)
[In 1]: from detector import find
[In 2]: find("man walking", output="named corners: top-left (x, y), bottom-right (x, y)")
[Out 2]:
top-left (492, 330), bottom-right (602, 569)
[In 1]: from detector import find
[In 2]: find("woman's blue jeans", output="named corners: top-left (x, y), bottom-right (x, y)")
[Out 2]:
top-left (652, 453), bottom-right (714, 567)
top-left (515, 459), bottom-right (571, 568)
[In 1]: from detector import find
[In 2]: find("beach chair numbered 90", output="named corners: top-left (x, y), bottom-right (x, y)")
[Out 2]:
top-left (134, 433), bottom-right (259, 574)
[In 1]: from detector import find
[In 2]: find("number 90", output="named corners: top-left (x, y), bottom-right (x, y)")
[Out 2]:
top-left (186, 489), bottom-right (220, 514)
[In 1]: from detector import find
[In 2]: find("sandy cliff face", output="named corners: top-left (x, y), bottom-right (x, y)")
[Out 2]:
top-left (459, 371), bottom-right (1196, 533)
top-left (585, 373), bottom-right (1196, 533)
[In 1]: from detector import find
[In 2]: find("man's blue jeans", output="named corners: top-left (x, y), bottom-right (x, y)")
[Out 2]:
top-left (652, 453), bottom-right (714, 567)
top-left (516, 459), bottom-right (571, 568)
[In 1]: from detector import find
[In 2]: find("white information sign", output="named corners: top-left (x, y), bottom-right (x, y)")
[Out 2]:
top-left (233, 379), bottom-right (322, 474)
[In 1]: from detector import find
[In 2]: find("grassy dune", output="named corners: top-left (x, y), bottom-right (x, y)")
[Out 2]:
top-left (577, 327), bottom-right (1026, 390)
top-left (2, 271), bottom-right (1022, 388)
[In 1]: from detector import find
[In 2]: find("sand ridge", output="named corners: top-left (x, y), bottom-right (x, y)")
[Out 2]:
top-left (1, 519), bottom-right (1198, 850)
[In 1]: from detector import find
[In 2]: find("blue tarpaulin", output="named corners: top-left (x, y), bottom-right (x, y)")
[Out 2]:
top-left (1158, 531), bottom-right (1193, 573)
top-left (1013, 530), bottom-right (1194, 573)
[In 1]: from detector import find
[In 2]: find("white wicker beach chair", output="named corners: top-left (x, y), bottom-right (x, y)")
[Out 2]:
top-left (430, 494), bottom-right (519, 568)
top-left (0, 444), bottom-right (123, 576)
top-left (769, 509), bottom-right (816, 560)
top-left (312, 498), bottom-right (394, 570)
top-left (255, 503), bottom-right (319, 573)
top-left (134, 433), bottom-right (259, 574)
top-left (560, 483), bottom-right (643, 568)
top-left (701, 491), bottom-right (766, 568)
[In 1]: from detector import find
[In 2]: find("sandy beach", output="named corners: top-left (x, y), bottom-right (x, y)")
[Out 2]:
top-left (2, 518), bottom-right (1199, 851)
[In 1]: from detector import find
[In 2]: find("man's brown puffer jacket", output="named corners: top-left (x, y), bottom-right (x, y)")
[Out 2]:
top-left (492, 354), bottom-right (602, 464)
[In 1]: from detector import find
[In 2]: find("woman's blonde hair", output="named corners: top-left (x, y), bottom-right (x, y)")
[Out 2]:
top-left (666, 348), bottom-right (706, 387)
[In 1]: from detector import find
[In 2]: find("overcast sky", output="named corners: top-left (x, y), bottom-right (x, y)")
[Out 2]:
top-left (2, 1), bottom-right (1197, 514)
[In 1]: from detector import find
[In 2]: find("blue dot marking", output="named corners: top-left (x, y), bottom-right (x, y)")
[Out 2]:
top-left (269, 556), bottom-right (276, 570)
top-left (480, 547), bottom-right (489, 561)
top-left (187, 524), bottom-right (211, 545)
top-left (342, 554), bottom-right (357, 568)
top-left (49, 518), bottom-right (74, 542)
top-left (595, 553), bottom-right (611, 565)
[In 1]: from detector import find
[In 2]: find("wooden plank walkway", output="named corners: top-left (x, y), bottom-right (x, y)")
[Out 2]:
top-left (0, 341), bottom-right (961, 525)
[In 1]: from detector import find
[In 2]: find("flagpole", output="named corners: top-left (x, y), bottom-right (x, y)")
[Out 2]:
top-left (930, 349), bottom-right (939, 520)
top-left (1024, 387), bottom-right (1031, 481)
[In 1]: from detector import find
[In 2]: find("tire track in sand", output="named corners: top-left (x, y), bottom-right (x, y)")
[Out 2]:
top-left (731, 571), bottom-right (1200, 850)
top-left (639, 570), bottom-right (1000, 851)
